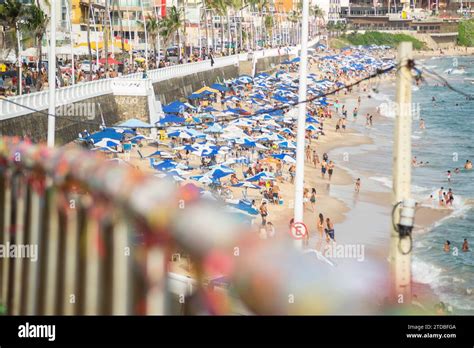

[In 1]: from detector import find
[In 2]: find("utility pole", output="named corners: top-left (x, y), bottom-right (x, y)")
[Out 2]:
top-left (293, 0), bottom-right (309, 249)
top-left (47, 0), bottom-right (57, 148)
top-left (389, 41), bottom-right (413, 306)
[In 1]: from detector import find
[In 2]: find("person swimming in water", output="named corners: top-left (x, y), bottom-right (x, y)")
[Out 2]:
top-left (465, 160), bottom-right (472, 170)
top-left (419, 118), bottom-right (425, 130)
top-left (444, 240), bottom-right (451, 252)
top-left (462, 239), bottom-right (469, 252)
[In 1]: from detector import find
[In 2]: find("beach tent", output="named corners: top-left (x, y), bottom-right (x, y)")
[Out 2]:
top-left (118, 118), bottom-right (152, 128)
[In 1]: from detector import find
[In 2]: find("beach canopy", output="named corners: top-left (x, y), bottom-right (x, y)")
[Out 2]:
top-left (246, 172), bottom-right (275, 182)
top-left (94, 138), bottom-right (121, 148)
top-left (163, 100), bottom-right (187, 113)
top-left (151, 159), bottom-right (180, 171)
top-left (227, 200), bottom-right (259, 215)
top-left (87, 129), bottom-right (124, 143)
top-left (272, 153), bottom-right (296, 163)
top-left (195, 86), bottom-right (219, 94)
top-left (158, 115), bottom-right (186, 124)
top-left (232, 182), bottom-right (260, 189)
top-left (118, 118), bottom-right (152, 128)
top-left (211, 83), bottom-right (230, 92)
top-left (204, 123), bottom-right (224, 134)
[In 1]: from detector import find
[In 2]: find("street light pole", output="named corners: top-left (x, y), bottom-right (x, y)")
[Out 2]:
top-left (140, 0), bottom-right (148, 71)
top-left (47, 0), bottom-right (57, 148)
top-left (16, 22), bottom-right (22, 96)
top-left (293, 0), bottom-right (309, 248)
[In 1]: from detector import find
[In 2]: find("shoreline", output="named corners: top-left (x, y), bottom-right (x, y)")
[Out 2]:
top-left (113, 50), bottom-right (460, 314)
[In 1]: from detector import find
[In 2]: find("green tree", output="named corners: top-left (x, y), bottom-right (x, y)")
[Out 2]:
top-left (159, 6), bottom-right (184, 61)
top-left (0, 0), bottom-right (26, 93)
top-left (145, 15), bottom-right (160, 64)
top-left (22, 3), bottom-right (49, 89)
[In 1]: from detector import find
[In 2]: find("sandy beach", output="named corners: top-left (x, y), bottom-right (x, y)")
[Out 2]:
top-left (93, 46), bottom-right (470, 314)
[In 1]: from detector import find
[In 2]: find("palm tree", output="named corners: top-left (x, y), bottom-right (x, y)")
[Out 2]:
top-left (312, 5), bottom-right (325, 26)
top-left (112, 0), bottom-right (127, 70)
top-left (159, 6), bottom-right (184, 61)
top-left (210, 0), bottom-right (227, 54)
top-left (22, 3), bottom-right (49, 89)
top-left (287, 9), bottom-right (300, 46)
top-left (264, 14), bottom-right (274, 46)
top-left (0, 0), bottom-right (25, 93)
top-left (145, 15), bottom-right (160, 65)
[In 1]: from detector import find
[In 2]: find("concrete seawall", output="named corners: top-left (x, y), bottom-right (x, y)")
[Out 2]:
top-left (0, 53), bottom-right (290, 144)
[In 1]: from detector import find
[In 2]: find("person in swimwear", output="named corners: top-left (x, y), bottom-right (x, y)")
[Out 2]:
top-left (443, 240), bottom-right (451, 252)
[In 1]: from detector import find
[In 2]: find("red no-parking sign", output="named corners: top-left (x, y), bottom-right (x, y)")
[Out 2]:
top-left (289, 222), bottom-right (308, 240)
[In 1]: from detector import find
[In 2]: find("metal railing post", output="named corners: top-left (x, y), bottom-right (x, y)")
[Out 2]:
top-left (24, 184), bottom-right (42, 315)
top-left (111, 218), bottom-right (131, 315)
top-left (61, 193), bottom-right (79, 315)
top-left (0, 170), bottom-right (12, 311)
top-left (11, 174), bottom-right (27, 315)
top-left (43, 186), bottom-right (60, 315)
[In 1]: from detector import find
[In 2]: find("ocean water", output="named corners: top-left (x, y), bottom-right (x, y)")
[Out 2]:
top-left (334, 56), bottom-right (474, 313)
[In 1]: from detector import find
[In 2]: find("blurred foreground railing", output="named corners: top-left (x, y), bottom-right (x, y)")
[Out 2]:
top-left (0, 137), bottom-right (351, 315)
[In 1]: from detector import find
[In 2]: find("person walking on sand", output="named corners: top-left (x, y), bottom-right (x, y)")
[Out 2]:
top-left (306, 145), bottom-right (311, 161)
top-left (355, 178), bottom-right (361, 192)
top-left (317, 213), bottom-right (324, 241)
top-left (328, 161), bottom-right (335, 181)
top-left (325, 218), bottom-right (335, 243)
top-left (310, 188), bottom-right (317, 212)
top-left (303, 188), bottom-right (310, 211)
top-left (259, 202), bottom-right (268, 226)
top-left (312, 151), bottom-right (319, 167)
top-left (321, 160), bottom-right (327, 179)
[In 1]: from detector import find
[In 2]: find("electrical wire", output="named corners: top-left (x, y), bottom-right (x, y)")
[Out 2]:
top-left (0, 63), bottom-right (398, 131)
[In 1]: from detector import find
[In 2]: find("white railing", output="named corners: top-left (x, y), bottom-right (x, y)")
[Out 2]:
top-left (1, 79), bottom-right (113, 120)
top-left (124, 55), bottom-right (240, 82)
top-left (0, 45), bottom-right (305, 120)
